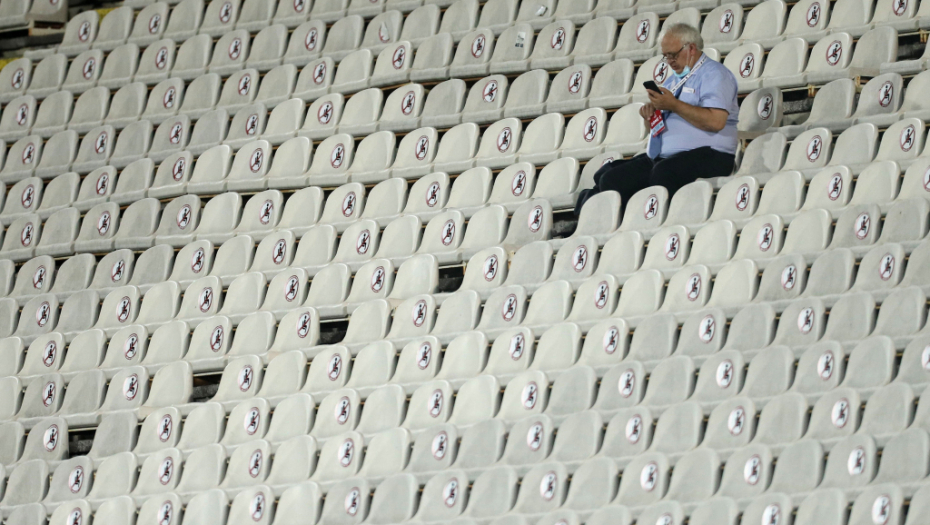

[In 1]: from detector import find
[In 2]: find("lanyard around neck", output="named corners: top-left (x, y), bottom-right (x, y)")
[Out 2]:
top-left (667, 53), bottom-right (708, 94)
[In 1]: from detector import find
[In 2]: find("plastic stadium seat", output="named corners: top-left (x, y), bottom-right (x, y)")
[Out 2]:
top-left (701, 4), bottom-right (744, 53)
top-left (570, 17), bottom-right (617, 68)
top-left (31, 90), bottom-right (72, 137)
top-left (165, 446), bottom-right (222, 500)
top-left (0, 0), bottom-right (928, 507)
top-left (756, 0), bottom-right (825, 47)
top-left (376, 83), bottom-right (422, 132)
top-left (361, 11), bottom-right (403, 53)
top-left (32, 174), bottom-right (78, 221)
top-left (106, 121), bottom-right (152, 169)
top-left (852, 73), bottom-right (905, 126)
top-left (57, 11), bottom-right (99, 56)
top-left (582, 60), bottom-right (634, 111)
top-left (220, 103), bottom-right (264, 150)
top-left (319, 15), bottom-right (362, 62)
top-left (806, 29), bottom-right (897, 83)
top-left (273, 0), bottom-right (312, 26)
top-left (724, 42), bottom-right (766, 93)
top-left (171, 34), bottom-right (212, 81)
top-left (31, 130), bottom-right (77, 180)
top-left (884, 38), bottom-right (930, 75)
top-left (237, 0), bottom-right (276, 31)
top-left (141, 78), bottom-right (183, 126)
top-left (146, 116), bottom-right (189, 164)
top-left (546, 64), bottom-right (591, 114)
top-left (404, 80), bottom-right (460, 130)
top-left (330, 50), bottom-right (372, 95)
top-left (199, 0), bottom-right (241, 37)
top-left (297, 93), bottom-right (345, 139)
top-left (0, 0), bottom-right (28, 29)
top-left (90, 6), bottom-right (132, 52)
top-left (449, 28), bottom-right (496, 78)
top-left (311, 0), bottom-right (349, 21)
top-left (780, 80), bottom-right (855, 138)
top-left (128, 3), bottom-right (169, 47)
top-left (405, 33), bottom-right (451, 83)
top-left (214, 69), bottom-right (257, 114)
top-left (208, 30), bottom-right (250, 76)
top-left (217, 141), bottom-right (266, 191)
top-left (61, 49), bottom-right (103, 94)
top-left (0, 460), bottom-right (49, 508)
top-left (283, 19), bottom-right (325, 66)
top-left (103, 83), bottom-right (146, 130)
top-left (489, 23), bottom-right (536, 74)
top-left (97, 44), bottom-right (139, 90)
top-left (245, 26), bottom-right (287, 71)
top-left (287, 60), bottom-right (330, 106)
top-left (0, 58), bottom-right (30, 104)
top-left (370, 41), bottom-right (412, 87)
top-left (162, 0), bottom-right (204, 40)
top-left (0, 135), bottom-right (40, 183)
top-left (0, 94), bottom-right (35, 142)
top-left (26, 54), bottom-right (67, 99)
top-left (64, 86), bottom-right (108, 135)
top-left (756, 37), bottom-right (807, 89)
top-left (457, 78), bottom-right (506, 131)
top-left (401, 5), bottom-right (440, 46)
top-left (739, 0), bottom-right (788, 43)
top-left (629, 56), bottom-right (670, 104)
top-left (528, 20), bottom-right (576, 70)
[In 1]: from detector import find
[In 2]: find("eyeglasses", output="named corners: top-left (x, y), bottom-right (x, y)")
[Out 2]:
top-left (661, 45), bottom-right (687, 61)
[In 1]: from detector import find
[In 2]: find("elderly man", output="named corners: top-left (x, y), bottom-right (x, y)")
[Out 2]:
top-left (575, 23), bottom-right (739, 215)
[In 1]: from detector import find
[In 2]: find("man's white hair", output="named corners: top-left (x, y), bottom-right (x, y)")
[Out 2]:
top-left (660, 23), bottom-right (704, 51)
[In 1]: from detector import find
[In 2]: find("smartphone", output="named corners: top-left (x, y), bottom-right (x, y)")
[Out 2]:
top-left (643, 80), bottom-right (661, 93)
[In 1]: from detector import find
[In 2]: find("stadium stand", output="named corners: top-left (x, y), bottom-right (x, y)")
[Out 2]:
top-left (0, 0), bottom-right (928, 523)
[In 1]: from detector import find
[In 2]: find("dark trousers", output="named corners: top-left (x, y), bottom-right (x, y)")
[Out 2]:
top-left (575, 146), bottom-right (736, 215)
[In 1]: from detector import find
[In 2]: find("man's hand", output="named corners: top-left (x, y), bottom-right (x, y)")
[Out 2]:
top-left (646, 87), bottom-right (680, 112)
top-left (639, 102), bottom-right (656, 124)
top-left (645, 87), bottom-right (730, 133)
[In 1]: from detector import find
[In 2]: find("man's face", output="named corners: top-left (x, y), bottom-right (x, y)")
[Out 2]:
top-left (660, 35), bottom-right (692, 74)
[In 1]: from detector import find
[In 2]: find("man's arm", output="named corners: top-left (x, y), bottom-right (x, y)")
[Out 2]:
top-left (647, 87), bottom-right (728, 132)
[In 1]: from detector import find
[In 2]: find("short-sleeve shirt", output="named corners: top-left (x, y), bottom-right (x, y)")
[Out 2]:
top-left (648, 54), bottom-right (740, 158)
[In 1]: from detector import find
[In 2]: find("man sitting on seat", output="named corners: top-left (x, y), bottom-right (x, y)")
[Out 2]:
top-left (575, 23), bottom-right (739, 215)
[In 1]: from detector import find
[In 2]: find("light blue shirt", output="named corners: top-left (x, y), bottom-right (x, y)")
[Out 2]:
top-left (646, 54), bottom-right (740, 159)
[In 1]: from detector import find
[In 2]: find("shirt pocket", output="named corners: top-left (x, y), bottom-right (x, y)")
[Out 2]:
top-left (678, 87), bottom-right (701, 106)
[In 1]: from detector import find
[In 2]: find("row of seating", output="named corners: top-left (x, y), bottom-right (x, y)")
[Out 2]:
top-left (41, 0), bottom-right (930, 73)
top-left (1, 384), bottom-right (929, 505)
top-left (0, 72), bottom-right (927, 192)
top-left (4, 7), bottom-right (914, 113)
top-left (2, 279), bottom-right (927, 428)
top-left (743, 74), bottom-right (930, 141)
top-left (0, 92), bottom-right (650, 171)
top-left (1, 111), bottom-right (927, 238)
top-left (0, 206), bottom-right (925, 378)
top-left (3, 261), bottom-right (927, 385)
top-left (0, 136), bottom-right (925, 292)
top-left (0, 128), bottom-right (925, 272)
top-left (1, 308), bottom-right (927, 445)
top-left (1, 23), bottom-right (920, 150)
top-left (2, 477), bottom-right (927, 525)
top-left (0, 0), bottom-right (66, 29)
top-left (0, 123), bottom-right (622, 205)
top-left (0, 214), bottom-right (924, 386)
top-left (0, 45), bottom-right (922, 211)
top-left (3, 283), bottom-right (930, 454)
top-left (1, 151), bottom-right (927, 271)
